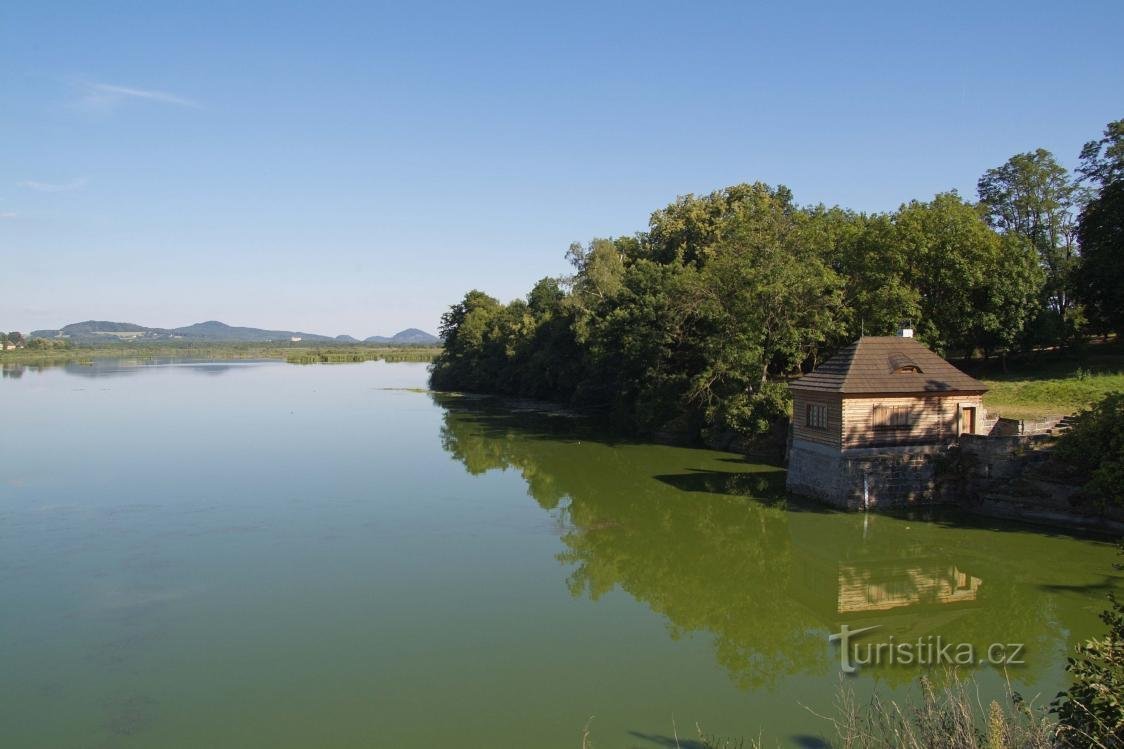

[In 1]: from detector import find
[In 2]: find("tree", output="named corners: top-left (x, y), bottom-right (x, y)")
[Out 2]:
top-left (1075, 119), bottom-right (1124, 338)
top-left (1053, 543), bottom-right (1124, 747)
top-left (1075, 180), bottom-right (1124, 336)
top-left (1054, 392), bottom-right (1124, 509)
top-left (678, 208), bottom-right (845, 439)
top-left (565, 238), bottom-right (627, 310)
top-left (646, 182), bottom-right (796, 267)
top-left (429, 182), bottom-right (1037, 443)
top-left (429, 290), bottom-right (503, 391)
top-left (1079, 118), bottom-right (1124, 189)
top-left (526, 277), bottom-right (564, 315)
top-left (874, 193), bottom-right (1033, 356)
top-left (977, 149), bottom-right (1082, 342)
top-left (973, 234), bottom-right (1044, 361)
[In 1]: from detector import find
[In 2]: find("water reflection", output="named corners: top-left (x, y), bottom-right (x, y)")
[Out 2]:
top-left (836, 564), bottom-right (981, 614)
top-left (1, 358), bottom-right (267, 378)
top-left (434, 393), bottom-right (1116, 691)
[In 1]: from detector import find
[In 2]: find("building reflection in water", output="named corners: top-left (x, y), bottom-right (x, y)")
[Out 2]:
top-left (837, 564), bottom-right (982, 614)
top-left (433, 393), bottom-right (1104, 690)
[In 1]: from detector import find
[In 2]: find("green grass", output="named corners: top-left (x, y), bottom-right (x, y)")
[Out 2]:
top-left (285, 348), bottom-right (438, 364)
top-left (982, 371), bottom-right (1124, 418)
top-left (958, 339), bottom-right (1124, 419)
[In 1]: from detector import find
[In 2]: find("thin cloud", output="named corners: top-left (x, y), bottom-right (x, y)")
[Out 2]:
top-left (19, 177), bottom-right (88, 193)
top-left (0, 212), bottom-right (17, 219)
top-left (77, 81), bottom-right (200, 111)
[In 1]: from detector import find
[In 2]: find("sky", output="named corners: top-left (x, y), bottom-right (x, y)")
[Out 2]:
top-left (2, 1), bottom-right (1122, 337)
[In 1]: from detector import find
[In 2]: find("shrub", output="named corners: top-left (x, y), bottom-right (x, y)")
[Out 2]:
top-left (1054, 392), bottom-right (1124, 508)
top-left (1052, 543), bottom-right (1124, 747)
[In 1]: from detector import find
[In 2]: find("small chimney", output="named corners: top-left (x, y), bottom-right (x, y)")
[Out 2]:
top-left (898, 324), bottom-right (914, 338)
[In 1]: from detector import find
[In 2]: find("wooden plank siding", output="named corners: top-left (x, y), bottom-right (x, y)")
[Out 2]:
top-left (841, 394), bottom-right (983, 449)
top-left (791, 392), bottom-right (844, 448)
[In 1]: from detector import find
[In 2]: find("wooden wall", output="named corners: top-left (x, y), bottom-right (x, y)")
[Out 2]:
top-left (791, 392), bottom-right (844, 448)
top-left (841, 393), bottom-right (983, 449)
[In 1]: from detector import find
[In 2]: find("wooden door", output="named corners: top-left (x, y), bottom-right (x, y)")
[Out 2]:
top-left (961, 406), bottom-right (976, 435)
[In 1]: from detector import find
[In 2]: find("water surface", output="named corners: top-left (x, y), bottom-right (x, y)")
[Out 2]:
top-left (1, 360), bottom-right (1119, 747)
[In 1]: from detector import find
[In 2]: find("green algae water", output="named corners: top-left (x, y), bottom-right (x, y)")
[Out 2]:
top-left (1, 359), bottom-right (1120, 747)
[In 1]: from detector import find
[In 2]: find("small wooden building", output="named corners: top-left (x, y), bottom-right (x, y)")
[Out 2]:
top-left (786, 332), bottom-right (987, 508)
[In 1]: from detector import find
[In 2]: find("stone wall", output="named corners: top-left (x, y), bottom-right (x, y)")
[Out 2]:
top-left (787, 438), bottom-right (948, 510)
top-left (949, 434), bottom-right (1124, 533)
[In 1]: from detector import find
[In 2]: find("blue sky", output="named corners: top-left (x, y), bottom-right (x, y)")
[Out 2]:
top-left (2, 1), bottom-right (1121, 336)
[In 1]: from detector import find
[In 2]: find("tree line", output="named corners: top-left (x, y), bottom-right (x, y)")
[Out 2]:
top-left (0, 332), bottom-right (72, 351)
top-left (430, 119), bottom-right (1124, 446)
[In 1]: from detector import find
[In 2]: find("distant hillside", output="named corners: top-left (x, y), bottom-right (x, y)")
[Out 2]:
top-left (172, 321), bottom-right (334, 342)
top-left (30, 320), bottom-right (172, 341)
top-left (365, 328), bottom-right (440, 345)
top-left (29, 320), bottom-right (439, 345)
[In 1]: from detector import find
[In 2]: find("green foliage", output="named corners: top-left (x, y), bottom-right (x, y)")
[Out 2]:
top-left (1054, 392), bottom-right (1124, 508)
top-left (1079, 119), bottom-right (1124, 189)
top-left (433, 120), bottom-right (1124, 436)
top-left (645, 182), bottom-right (796, 266)
top-left (864, 193), bottom-right (1043, 355)
top-left (430, 183), bottom-right (852, 444)
top-left (285, 348), bottom-right (437, 364)
top-left (430, 179), bottom-right (1054, 444)
top-left (1053, 544), bottom-right (1124, 747)
top-left (1075, 172), bottom-right (1124, 338)
top-left (977, 148), bottom-right (1083, 344)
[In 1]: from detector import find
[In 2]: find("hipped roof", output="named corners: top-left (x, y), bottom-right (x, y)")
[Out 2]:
top-left (790, 337), bottom-right (987, 395)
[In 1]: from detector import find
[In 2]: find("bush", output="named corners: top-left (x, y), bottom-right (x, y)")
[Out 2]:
top-left (1052, 544), bottom-right (1124, 747)
top-left (1054, 392), bottom-right (1124, 508)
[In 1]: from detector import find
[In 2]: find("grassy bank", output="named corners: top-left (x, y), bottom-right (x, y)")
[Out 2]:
top-left (0, 343), bottom-right (442, 367)
top-left (961, 340), bottom-right (1124, 419)
top-left (982, 371), bottom-right (1124, 419)
top-left (284, 348), bottom-right (439, 364)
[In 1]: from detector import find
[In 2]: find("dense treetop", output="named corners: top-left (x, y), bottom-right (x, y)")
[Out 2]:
top-left (432, 120), bottom-right (1123, 446)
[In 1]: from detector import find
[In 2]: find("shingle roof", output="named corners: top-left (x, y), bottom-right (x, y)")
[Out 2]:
top-left (790, 337), bottom-right (987, 395)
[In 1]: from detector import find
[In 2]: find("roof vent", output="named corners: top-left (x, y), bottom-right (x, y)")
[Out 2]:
top-left (888, 353), bottom-right (922, 374)
top-left (898, 326), bottom-right (914, 338)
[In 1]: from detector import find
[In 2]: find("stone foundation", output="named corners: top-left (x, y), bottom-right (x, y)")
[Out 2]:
top-left (786, 439), bottom-right (949, 510)
top-left (954, 434), bottom-right (1124, 533)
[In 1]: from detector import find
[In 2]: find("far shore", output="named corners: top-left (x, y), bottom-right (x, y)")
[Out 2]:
top-left (0, 342), bottom-right (443, 365)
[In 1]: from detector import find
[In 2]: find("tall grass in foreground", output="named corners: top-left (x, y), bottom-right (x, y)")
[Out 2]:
top-left (824, 675), bottom-right (1055, 749)
top-left (585, 574), bottom-right (1124, 748)
top-left (581, 675), bottom-right (1060, 749)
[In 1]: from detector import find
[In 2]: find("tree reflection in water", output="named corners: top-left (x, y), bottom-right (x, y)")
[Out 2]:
top-left (434, 393), bottom-right (1116, 692)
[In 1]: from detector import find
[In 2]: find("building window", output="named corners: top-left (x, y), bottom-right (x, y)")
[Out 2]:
top-left (873, 405), bottom-right (913, 429)
top-left (805, 402), bottom-right (827, 429)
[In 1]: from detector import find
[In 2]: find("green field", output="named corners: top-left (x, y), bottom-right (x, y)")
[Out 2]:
top-left (963, 341), bottom-right (1124, 419)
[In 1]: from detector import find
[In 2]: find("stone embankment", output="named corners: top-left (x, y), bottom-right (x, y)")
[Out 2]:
top-left (954, 431), bottom-right (1124, 534)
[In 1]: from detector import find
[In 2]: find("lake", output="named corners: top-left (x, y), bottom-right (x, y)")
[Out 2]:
top-left (1, 359), bottom-right (1120, 747)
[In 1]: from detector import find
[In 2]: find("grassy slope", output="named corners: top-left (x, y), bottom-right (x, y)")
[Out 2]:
top-left (957, 340), bottom-right (1124, 419)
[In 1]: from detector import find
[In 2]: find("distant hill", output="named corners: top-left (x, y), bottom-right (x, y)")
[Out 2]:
top-left (30, 320), bottom-right (439, 345)
top-left (364, 328), bottom-right (440, 345)
top-left (175, 320), bottom-right (339, 342)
